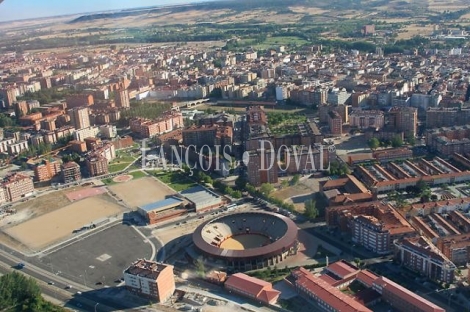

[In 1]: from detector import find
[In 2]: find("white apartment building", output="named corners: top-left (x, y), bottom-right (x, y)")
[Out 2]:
top-left (74, 126), bottom-right (99, 141)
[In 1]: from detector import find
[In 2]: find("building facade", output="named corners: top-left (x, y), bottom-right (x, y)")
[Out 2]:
top-left (328, 111), bottom-right (342, 136)
top-left (246, 149), bottom-right (278, 186)
top-left (34, 159), bottom-right (62, 182)
top-left (68, 106), bottom-right (90, 130)
top-left (61, 161), bottom-right (82, 183)
top-left (123, 259), bottom-right (175, 302)
top-left (2, 173), bottom-right (34, 202)
top-left (394, 236), bottom-right (455, 283)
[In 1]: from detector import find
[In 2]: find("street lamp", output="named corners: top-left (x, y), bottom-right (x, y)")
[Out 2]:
top-left (94, 303), bottom-right (99, 312)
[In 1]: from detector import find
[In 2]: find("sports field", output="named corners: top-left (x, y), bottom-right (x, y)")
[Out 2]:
top-left (219, 234), bottom-right (270, 250)
top-left (5, 196), bottom-right (122, 250)
top-left (108, 177), bottom-right (175, 208)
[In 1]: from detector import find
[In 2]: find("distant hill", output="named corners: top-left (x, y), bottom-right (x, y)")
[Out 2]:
top-left (68, 0), bottom-right (425, 24)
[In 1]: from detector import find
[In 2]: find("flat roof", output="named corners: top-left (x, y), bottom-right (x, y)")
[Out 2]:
top-left (139, 197), bottom-right (183, 212)
top-left (180, 185), bottom-right (222, 209)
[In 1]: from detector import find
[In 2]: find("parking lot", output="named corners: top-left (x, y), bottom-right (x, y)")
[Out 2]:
top-left (31, 224), bottom-right (154, 289)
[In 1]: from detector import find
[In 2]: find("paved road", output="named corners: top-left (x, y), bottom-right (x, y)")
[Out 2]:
top-left (0, 249), bottom-right (133, 311)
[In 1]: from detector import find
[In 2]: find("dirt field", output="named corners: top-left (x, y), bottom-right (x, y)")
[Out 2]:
top-left (397, 24), bottom-right (435, 39)
top-left (2, 189), bottom-right (76, 225)
top-left (4, 195), bottom-right (122, 250)
top-left (272, 177), bottom-right (325, 212)
top-left (108, 177), bottom-right (175, 208)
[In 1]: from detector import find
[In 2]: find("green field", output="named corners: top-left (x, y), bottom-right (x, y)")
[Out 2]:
top-left (108, 162), bottom-right (130, 173)
top-left (129, 170), bottom-right (147, 180)
top-left (102, 178), bottom-right (117, 186)
top-left (150, 171), bottom-right (197, 192)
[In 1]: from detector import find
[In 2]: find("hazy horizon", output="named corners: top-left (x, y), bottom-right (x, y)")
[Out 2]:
top-left (0, 0), bottom-right (209, 22)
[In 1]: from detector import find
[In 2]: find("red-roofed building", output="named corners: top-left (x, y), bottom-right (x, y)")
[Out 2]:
top-left (290, 268), bottom-right (372, 312)
top-left (356, 270), bottom-right (379, 288)
top-left (224, 273), bottom-right (280, 305)
top-left (373, 277), bottom-right (445, 312)
top-left (325, 260), bottom-right (360, 280)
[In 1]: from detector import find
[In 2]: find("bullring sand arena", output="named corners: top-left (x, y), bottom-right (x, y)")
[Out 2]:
top-left (193, 211), bottom-right (298, 270)
top-left (219, 234), bottom-right (271, 250)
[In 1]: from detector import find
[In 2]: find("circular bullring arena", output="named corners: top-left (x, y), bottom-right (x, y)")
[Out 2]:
top-left (193, 211), bottom-right (298, 270)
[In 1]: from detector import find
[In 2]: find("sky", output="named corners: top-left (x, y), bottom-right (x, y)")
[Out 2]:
top-left (0, 0), bottom-right (206, 22)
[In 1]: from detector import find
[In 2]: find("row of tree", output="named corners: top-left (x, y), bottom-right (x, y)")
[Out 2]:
top-left (0, 272), bottom-right (65, 312)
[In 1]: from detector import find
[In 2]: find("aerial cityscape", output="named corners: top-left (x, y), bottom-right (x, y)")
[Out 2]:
top-left (1, 0), bottom-right (470, 311)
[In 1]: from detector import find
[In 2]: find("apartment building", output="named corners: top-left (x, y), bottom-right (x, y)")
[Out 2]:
top-left (86, 156), bottom-right (108, 177)
top-left (34, 159), bottom-right (62, 182)
top-left (327, 202), bottom-right (415, 253)
top-left (352, 215), bottom-right (391, 255)
top-left (123, 259), bottom-right (175, 302)
top-left (394, 236), bottom-right (455, 284)
top-left (99, 125), bottom-right (117, 139)
top-left (426, 107), bottom-right (470, 128)
top-left (328, 111), bottom-right (342, 136)
top-left (1, 173), bottom-right (34, 202)
top-left (426, 126), bottom-right (470, 156)
top-left (74, 126), bottom-right (99, 141)
top-left (246, 105), bottom-right (268, 125)
top-left (0, 87), bottom-right (17, 108)
top-left (349, 110), bottom-right (385, 129)
top-left (6, 140), bottom-right (28, 155)
top-left (61, 161), bottom-right (81, 183)
top-left (283, 145), bottom-right (329, 174)
top-left (436, 234), bottom-right (470, 266)
top-left (115, 89), bottom-right (130, 108)
top-left (182, 125), bottom-right (217, 148)
top-left (65, 94), bottom-right (94, 109)
top-left (246, 149), bottom-right (278, 186)
top-left (388, 106), bottom-right (417, 138)
top-left (327, 88), bottom-right (350, 105)
top-left (129, 111), bottom-right (183, 138)
top-left (68, 106), bottom-right (90, 130)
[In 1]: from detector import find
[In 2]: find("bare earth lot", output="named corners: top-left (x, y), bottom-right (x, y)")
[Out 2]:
top-left (5, 195), bottom-right (122, 251)
top-left (108, 176), bottom-right (175, 208)
top-left (272, 177), bottom-right (325, 212)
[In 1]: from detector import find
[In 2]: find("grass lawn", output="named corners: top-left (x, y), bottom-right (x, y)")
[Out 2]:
top-left (129, 170), bottom-right (147, 180)
top-left (108, 163), bottom-right (130, 173)
top-left (111, 155), bottom-right (135, 164)
top-left (102, 178), bottom-right (117, 186)
top-left (150, 171), bottom-right (197, 192)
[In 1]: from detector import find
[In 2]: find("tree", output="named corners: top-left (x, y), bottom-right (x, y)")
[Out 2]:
top-left (290, 174), bottom-right (300, 185)
top-left (195, 259), bottom-right (205, 277)
top-left (235, 175), bottom-right (247, 190)
top-left (416, 179), bottom-right (429, 193)
top-left (259, 183), bottom-right (274, 196)
top-left (407, 135), bottom-right (416, 146)
top-left (368, 138), bottom-right (380, 150)
top-left (0, 271), bottom-right (65, 311)
top-left (281, 179), bottom-right (289, 188)
top-left (391, 135), bottom-right (403, 148)
top-left (304, 199), bottom-right (318, 219)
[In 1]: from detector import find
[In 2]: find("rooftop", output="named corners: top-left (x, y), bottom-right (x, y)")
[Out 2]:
top-left (139, 196), bottom-right (184, 212)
